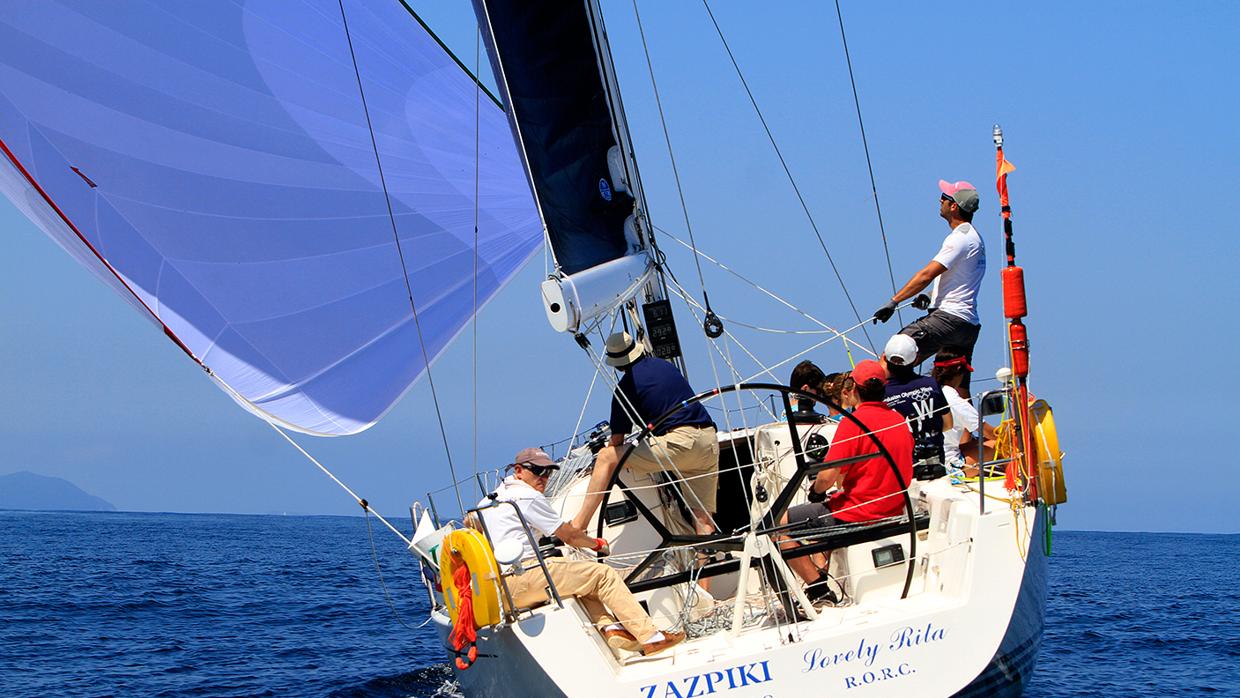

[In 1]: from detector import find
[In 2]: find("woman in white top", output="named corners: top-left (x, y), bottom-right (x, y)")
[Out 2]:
top-left (931, 348), bottom-right (985, 476)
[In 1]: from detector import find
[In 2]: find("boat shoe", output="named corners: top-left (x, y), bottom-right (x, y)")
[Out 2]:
top-left (641, 630), bottom-right (686, 656)
top-left (604, 628), bottom-right (640, 652)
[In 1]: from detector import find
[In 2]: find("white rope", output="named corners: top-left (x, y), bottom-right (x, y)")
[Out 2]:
top-left (658, 226), bottom-right (874, 352)
top-left (662, 275), bottom-right (779, 424)
top-left (209, 373), bottom-right (410, 546)
top-left (737, 310), bottom-right (905, 385)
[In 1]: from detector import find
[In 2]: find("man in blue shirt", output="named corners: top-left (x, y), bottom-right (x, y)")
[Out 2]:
top-left (570, 332), bottom-right (719, 536)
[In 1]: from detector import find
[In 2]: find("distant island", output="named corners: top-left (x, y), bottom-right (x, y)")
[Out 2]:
top-left (0, 471), bottom-right (116, 511)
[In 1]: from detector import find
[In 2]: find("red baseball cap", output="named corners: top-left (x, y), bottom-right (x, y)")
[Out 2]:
top-left (850, 359), bottom-right (886, 387)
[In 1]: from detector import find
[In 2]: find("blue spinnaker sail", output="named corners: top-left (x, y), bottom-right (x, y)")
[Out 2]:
top-left (0, 0), bottom-right (541, 435)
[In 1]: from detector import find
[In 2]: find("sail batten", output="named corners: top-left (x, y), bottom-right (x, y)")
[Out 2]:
top-left (0, 0), bottom-right (542, 436)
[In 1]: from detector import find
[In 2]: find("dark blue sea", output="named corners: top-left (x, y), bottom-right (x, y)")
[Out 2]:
top-left (1, 512), bottom-right (1235, 697)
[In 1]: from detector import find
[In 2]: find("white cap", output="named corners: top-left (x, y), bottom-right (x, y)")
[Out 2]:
top-left (884, 334), bottom-right (919, 366)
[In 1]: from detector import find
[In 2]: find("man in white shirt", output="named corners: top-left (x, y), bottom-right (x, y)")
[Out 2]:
top-left (874, 179), bottom-right (986, 392)
top-left (477, 447), bottom-right (684, 656)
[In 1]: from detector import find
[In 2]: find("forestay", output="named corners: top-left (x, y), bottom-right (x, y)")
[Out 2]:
top-left (0, 0), bottom-right (541, 436)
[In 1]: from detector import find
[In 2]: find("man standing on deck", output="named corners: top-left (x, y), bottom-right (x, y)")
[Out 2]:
top-left (874, 180), bottom-right (986, 393)
top-left (570, 331), bottom-right (719, 536)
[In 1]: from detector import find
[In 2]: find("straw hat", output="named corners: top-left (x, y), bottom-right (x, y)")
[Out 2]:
top-left (604, 331), bottom-right (646, 368)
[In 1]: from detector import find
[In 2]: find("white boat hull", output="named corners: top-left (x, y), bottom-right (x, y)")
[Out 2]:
top-left (436, 492), bottom-right (1049, 697)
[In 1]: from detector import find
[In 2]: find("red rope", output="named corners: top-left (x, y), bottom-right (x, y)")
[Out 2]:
top-left (447, 553), bottom-right (478, 670)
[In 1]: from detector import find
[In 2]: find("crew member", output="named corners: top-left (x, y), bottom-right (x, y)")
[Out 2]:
top-left (790, 360), bottom-right (829, 424)
top-left (779, 360), bottom-right (914, 603)
top-left (479, 448), bottom-right (684, 655)
top-left (874, 179), bottom-right (986, 392)
top-left (571, 332), bottom-right (719, 536)
top-left (882, 334), bottom-right (953, 480)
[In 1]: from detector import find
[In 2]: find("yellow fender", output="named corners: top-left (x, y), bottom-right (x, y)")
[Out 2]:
top-left (439, 528), bottom-right (503, 629)
top-left (1030, 400), bottom-right (1068, 505)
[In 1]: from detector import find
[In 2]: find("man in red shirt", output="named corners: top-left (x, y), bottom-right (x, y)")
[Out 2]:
top-left (779, 360), bottom-right (914, 603)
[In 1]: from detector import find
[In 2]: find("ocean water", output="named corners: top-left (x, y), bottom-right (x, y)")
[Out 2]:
top-left (0, 512), bottom-right (1234, 697)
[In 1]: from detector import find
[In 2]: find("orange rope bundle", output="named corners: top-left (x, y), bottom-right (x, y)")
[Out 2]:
top-left (447, 552), bottom-right (478, 670)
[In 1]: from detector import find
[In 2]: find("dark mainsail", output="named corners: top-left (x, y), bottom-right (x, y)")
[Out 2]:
top-left (474, 0), bottom-right (637, 276)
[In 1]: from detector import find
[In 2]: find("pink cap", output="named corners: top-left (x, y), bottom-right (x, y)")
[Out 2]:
top-left (938, 180), bottom-right (980, 213)
top-left (939, 179), bottom-right (976, 196)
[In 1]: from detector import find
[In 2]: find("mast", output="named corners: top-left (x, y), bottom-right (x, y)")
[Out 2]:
top-left (473, 0), bottom-right (684, 367)
top-left (993, 125), bottom-right (1036, 497)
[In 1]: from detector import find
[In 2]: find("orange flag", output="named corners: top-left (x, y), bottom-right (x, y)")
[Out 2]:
top-left (995, 150), bottom-right (1017, 210)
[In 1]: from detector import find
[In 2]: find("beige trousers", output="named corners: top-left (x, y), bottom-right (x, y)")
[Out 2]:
top-left (506, 558), bottom-right (658, 643)
top-left (626, 425), bottom-right (720, 513)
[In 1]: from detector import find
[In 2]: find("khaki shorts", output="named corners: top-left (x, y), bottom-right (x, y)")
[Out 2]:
top-left (624, 425), bottom-right (720, 513)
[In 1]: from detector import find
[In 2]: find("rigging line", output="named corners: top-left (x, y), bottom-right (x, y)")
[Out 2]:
top-left (661, 247), bottom-right (876, 358)
top-left (364, 509), bottom-right (416, 630)
top-left (738, 309), bottom-right (899, 385)
top-left (337, 0), bottom-right (464, 514)
top-left (833, 0), bottom-right (900, 326)
top-left (206, 372), bottom-right (413, 544)
top-left (472, 27), bottom-right (481, 478)
top-left (631, 0), bottom-right (713, 311)
top-left (392, 0), bottom-right (503, 109)
top-left (667, 265), bottom-right (855, 336)
top-left (699, 0), bottom-right (875, 353)
top-left (658, 226), bottom-right (835, 329)
top-left (658, 230), bottom-right (871, 356)
top-left (242, 389), bottom-right (411, 545)
top-left (661, 276), bottom-right (780, 425)
top-left (560, 341), bottom-right (604, 460)
top-left (664, 281), bottom-right (777, 391)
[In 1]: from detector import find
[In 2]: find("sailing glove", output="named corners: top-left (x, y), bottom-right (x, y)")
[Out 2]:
top-left (912, 293), bottom-right (931, 310)
top-left (806, 481), bottom-right (828, 504)
top-left (873, 300), bottom-right (898, 323)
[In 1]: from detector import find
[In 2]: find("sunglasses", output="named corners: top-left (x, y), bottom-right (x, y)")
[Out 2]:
top-left (516, 463), bottom-right (555, 477)
top-left (940, 194), bottom-right (956, 205)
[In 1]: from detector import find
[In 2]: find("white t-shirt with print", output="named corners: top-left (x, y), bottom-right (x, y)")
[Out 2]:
top-left (931, 222), bottom-right (986, 325)
top-left (477, 476), bottom-right (566, 563)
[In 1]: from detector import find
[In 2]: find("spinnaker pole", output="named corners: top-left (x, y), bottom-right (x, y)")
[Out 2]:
top-left (993, 125), bottom-right (1036, 498)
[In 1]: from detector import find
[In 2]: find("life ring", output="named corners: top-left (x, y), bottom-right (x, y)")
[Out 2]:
top-left (990, 399), bottom-right (1067, 505)
top-left (1030, 400), bottom-right (1068, 505)
top-left (439, 528), bottom-right (503, 630)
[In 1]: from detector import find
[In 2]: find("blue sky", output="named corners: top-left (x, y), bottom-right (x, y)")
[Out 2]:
top-left (1, 1), bottom-right (1236, 533)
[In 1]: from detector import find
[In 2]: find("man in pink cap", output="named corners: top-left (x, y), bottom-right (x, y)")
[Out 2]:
top-left (873, 180), bottom-right (986, 392)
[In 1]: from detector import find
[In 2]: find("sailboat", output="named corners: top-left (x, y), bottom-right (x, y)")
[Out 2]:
top-left (0, 1), bottom-right (1066, 696)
